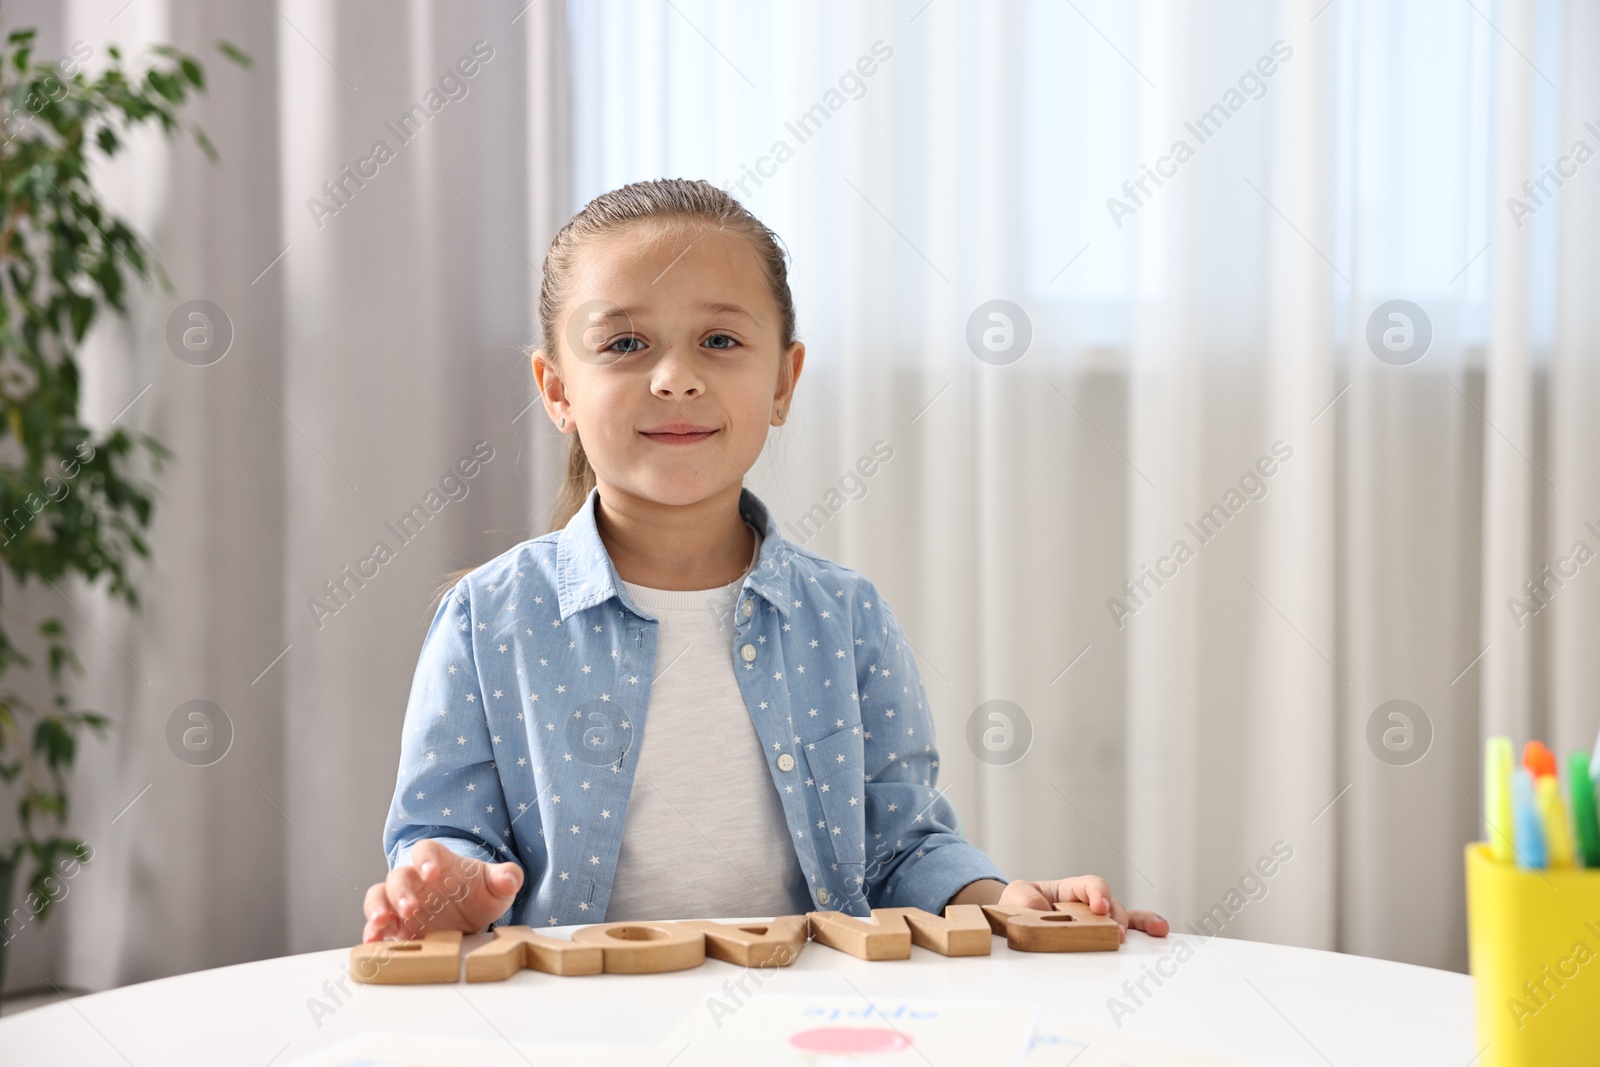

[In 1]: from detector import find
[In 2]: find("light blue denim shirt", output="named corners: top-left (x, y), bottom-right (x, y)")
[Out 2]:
top-left (382, 483), bottom-right (1009, 927)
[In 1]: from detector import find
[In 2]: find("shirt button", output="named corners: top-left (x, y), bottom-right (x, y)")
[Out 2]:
top-left (742, 600), bottom-right (753, 617)
top-left (816, 887), bottom-right (830, 905)
top-left (740, 643), bottom-right (756, 662)
top-left (777, 753), bottom-right (795, 772)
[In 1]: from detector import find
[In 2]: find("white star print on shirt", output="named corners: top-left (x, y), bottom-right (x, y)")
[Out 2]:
top-left (381, 484), bottom-right (1007, 929)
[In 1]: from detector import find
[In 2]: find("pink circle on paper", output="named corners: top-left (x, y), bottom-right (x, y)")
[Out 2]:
top-left (788, 1026), bottom-right (913, 1053)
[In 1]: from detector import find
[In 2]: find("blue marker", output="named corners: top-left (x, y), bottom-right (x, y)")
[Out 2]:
top-left (1512, 768), bottom-right (1548, 869)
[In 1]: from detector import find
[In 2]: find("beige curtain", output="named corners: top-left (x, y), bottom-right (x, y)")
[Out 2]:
top-left (2, 0), bottom-right (568, 994)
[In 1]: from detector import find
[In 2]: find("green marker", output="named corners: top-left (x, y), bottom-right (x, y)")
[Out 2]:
top-left (1569, 750), bottom-right (1600, 868)
top-left (1486, 737), bottom-right (1514, 863)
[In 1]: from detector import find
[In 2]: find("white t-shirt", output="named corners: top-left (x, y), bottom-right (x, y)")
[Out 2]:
top-left (606, 522), bottom-right (811, 921)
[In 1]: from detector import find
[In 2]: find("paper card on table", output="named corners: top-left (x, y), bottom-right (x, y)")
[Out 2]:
top-left (281, 1032), bottom-right (729, 1067)
top-left (1025, 1023), bottom-right (1244, 1066)
top-left (656, 992), bottom-right (1039, 1066)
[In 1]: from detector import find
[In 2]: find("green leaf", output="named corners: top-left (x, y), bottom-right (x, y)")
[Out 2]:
top-left (215, 40), bottom-right (253, 69)
top-left (190, 126), bottom-right (217, 163)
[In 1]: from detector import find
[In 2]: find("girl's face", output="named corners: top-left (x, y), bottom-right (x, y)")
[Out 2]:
top-left (534, 221), bottom-right (804, 509)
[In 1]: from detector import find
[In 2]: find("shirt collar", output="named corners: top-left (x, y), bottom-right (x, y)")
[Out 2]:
top-left (555, 484), bottom-right (797, 623)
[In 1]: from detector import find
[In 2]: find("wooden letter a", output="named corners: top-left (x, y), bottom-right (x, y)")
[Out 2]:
top-left (678, 915), bottom-right (810, 968)
top-left (981, 901), bottom-right (1120, 952)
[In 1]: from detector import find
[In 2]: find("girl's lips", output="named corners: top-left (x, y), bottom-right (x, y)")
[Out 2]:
top-left (641, 429), bottom-right (718, 445)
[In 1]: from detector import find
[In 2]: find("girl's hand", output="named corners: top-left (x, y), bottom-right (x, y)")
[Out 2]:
top-left (361, 838), bottom-right (525, 942)
top-left (998, 876), bottom-right (1169, 943)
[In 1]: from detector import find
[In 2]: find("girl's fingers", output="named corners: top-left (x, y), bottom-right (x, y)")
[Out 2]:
top-left (363, 882), bottom-right (394, 926)
top-left (1035, 876), bottom-right (1169, 941)
top-left (1127, 909), bottom-right (1171, 938)
top-left (410, 838), bottom-right (454, 884)
top-left (362, 881), bottom-right (402, 942)
top-left (1066, 876), bottom-right (1115, 915)
top-left (485, 860), bottom-right (524, 901)
top-left (385, 864), bottom-right (426, 927)
top-left (365, 844), bottom-right (525, 940)
top-left (1110, 899), bottom-right (1129, 942)
top-left (419, 841), bottom-right (495, 902)
top-left (363, 906), bottom-right (405, 942)
top-left (998, 879), bottom-right (1051, 910)
top-left (430, 851), bottom-right (521, 928)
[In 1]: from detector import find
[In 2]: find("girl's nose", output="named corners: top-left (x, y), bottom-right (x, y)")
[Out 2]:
top-left (651, 346), bottom-right (705, 398)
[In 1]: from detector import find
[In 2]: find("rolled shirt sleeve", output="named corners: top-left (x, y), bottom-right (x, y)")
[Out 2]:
top-left (382, 577), bottom-right (524, 928)
top-left (855, 579), bottom-right (1010, 914)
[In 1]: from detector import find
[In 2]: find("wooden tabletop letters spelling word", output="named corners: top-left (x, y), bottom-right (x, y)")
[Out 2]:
top-left (349, 902), bottom-right (1120, 985)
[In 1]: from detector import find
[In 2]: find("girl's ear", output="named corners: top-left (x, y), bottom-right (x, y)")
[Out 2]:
top-left (534, 348), bottom-right (564, 386)
top-left (776, 340), bottom-right (806, 411)
top-left (531, 349), bottom-right (571, 428)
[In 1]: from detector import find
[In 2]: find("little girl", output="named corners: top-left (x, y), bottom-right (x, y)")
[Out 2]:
top-left (361, 178), bottom-right (1168, 944)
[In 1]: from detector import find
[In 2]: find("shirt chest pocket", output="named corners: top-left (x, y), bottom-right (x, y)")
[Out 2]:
top-left (802, 723), bottom-right (866, 865)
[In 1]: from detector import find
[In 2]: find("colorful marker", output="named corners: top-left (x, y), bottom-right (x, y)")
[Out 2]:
top-left (1486, 737), bottom-right (1514, 864)
top-left (1524, 740), bottom-right (1557, 778)
top-left (1512, 768), bottom-right (1547, 869)
top-left (1569, 750), bottom-right (1600, 868)
top-left (1537, 773), bottom-right (1574, 867)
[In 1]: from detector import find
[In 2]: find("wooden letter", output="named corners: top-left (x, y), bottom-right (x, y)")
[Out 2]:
top-left (678, 915), bottom-right (810, 968)
top-left (569, 921), bottom-right (706, 974)
top-left (806, 908), bottom-right (912, 961)
top-left (981, 901), bottom-right (1120, 952)
top-left (874, 904), bottom-right (993, 957)
top-left (464, 925), bottom-right (604, 982)
top-left (349, 929), bottom-right (462, 984)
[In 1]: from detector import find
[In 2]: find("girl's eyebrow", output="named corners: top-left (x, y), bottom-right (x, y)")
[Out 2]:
top-left (696, 301), bottom-right (756, 321)
top-left (603, 301), bottom-right (756, 322)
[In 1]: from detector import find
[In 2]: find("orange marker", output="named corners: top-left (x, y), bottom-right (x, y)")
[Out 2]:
top-left (1524, 740), bottom-right (1557, 778)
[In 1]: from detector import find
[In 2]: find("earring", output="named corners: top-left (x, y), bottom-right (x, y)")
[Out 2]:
top-left (775, 408), bottom-right (784, 420)
top-left (559, 417), bottom-right (566, 428)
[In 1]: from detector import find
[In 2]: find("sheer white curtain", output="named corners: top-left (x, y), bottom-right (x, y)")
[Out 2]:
top-left (2, 0), bottom-right (569, 997)
top-left (569, 0), bottom-right (1595, 972)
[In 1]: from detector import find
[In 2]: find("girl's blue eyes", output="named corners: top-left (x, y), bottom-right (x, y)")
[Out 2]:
top-left (604, 334), bottom-right (740, 354)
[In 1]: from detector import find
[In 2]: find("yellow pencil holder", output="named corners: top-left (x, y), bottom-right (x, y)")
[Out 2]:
top-left (1465, 843), bottom-right (1600, 1065)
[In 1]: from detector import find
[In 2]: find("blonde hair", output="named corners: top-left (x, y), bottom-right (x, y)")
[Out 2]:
top-left (430, 178), bottom-right (798, 609)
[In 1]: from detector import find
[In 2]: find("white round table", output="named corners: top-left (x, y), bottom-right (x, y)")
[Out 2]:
top-left (0, 921), bottom-right (1474, 1065)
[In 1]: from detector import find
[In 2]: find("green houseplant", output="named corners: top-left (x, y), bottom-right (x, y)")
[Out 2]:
top-left (0, 24), bottom-right (248, 1006)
